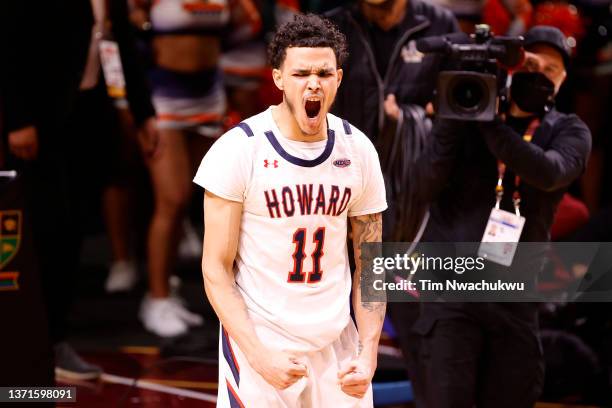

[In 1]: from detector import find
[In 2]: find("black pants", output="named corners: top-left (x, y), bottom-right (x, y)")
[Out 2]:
top-left (387, 302), bottom-right (421, 378)
top-left (16, 134), bottom-right (80, 344)
top-left (409, 303), bottom-right (544, 408)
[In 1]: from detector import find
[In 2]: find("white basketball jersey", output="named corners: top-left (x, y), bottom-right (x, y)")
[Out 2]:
top-left (194, 107), bottom-right (387, 352)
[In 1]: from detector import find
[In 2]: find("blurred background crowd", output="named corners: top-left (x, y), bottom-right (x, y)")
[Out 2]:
top-left (0, 0), bottom-right (611, 406)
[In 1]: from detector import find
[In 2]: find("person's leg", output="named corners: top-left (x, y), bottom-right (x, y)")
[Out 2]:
top-left (103, 185), bottom-right (139, 292)
top-left (386, 302), bottom-right (421, 378)
top-left (184, 130), bottom-right (216, 245)
top-left (104, 105), bottom-right (144, 291)
top-left (478, 305), bottom-right (544, 408)
top-left (57, 88), bottom-right (117, 378)
top-left (103, 186), bottom-right (131, 262)
top-left (30, 118), bottom-right (102, 380)
top-left (179, 95), bottom-right (223, 258)
top-left (146, 127), bottom-right (192, 299)
top-left (29, 155), bottom-right (76, 345)
top-left (141, 127), bottom-right (204, 336)
top-left (411, 316), bottom-right (483, 408)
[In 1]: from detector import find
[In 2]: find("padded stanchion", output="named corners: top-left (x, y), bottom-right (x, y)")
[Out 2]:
top-left (373, 380), bottom-right (414, 405)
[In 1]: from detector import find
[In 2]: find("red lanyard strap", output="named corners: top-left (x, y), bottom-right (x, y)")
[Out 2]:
top-left (495, 117), bottom-right (540, 215)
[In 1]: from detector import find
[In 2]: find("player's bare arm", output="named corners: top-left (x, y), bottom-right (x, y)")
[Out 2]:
top-left (202, 191), bottom-right (307, 389)
top-left (338, 212), bottom-right (385, 399)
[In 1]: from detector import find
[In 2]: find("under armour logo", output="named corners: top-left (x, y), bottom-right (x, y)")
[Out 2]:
top-left (264, 159), bottom-right (279, 168)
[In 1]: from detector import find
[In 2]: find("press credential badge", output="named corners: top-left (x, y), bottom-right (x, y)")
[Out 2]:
top-left (99, 40), bottom-right (126, 99)
top-left (478, 208), bottom-right (525, 266)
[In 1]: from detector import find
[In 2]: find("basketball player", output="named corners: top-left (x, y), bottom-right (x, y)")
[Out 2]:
top-left (194, 14), bottom-right (387, 407)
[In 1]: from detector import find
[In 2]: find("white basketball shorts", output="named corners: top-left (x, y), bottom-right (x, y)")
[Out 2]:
top-left (216, 321), bottom-right (373, 407)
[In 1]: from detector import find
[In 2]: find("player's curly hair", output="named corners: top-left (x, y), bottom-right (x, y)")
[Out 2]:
top-left (267, 13), bottom-right (348, 69)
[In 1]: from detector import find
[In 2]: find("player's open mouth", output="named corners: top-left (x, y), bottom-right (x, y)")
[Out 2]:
top-left (305, 97), bottom-right (322, 119)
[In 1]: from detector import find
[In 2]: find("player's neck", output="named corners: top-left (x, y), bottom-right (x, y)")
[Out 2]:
top-left (272, 103), bottom-right (327, 142)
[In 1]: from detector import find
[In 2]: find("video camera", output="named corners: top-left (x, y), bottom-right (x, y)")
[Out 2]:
top-left (417, 25), bottom-right (524, 121)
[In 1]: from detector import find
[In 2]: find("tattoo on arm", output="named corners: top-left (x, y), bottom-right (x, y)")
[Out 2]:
top-left (361, 301), bottom-right (386, 317)
top-left (352, 213), bottom-right (382, 246)
top-left (351, 213), bottom-right (386, 313)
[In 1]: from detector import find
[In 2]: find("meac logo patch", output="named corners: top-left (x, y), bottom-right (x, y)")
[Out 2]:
top-left (0, 210), bottom-right (21, 270)
top-left (333, 158), bottom-right (351, 168)
top-left (0, 210), bottom-right (22, 291)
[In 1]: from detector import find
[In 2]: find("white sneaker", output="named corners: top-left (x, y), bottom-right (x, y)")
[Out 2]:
top-left (178, 219), bottom-right (203, 259)
top-left (139, 295), bottom-right (188, 337)
top-left (169, 296), bottom-right (204, 327)
top-left (105, 260), bottom-right (138, 293)
top-left (166, 276), bottom-right (203, 326)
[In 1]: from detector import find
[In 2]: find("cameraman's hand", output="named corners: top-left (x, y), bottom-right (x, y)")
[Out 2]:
top-left (8, 125), bottom-right (39, 161)
top-left (249, 348), bottom-right (308, 389)
top-left (384, 94), bottom-right (400, 122)
top-left (425, 102), bottom-right (435, 116)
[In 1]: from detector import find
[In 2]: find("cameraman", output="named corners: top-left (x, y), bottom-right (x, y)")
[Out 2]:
top-left (327, 0), bottom-right (459, 242)
top-left (408, 26), bottom-right (592, 407)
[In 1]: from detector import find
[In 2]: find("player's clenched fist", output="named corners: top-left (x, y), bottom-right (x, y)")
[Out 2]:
top-left (250, 349), bottom-right (308, 389)
top-left (337, 358), bottom-right (373, 399)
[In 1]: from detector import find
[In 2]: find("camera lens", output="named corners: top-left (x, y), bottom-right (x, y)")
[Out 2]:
top-left (436, 71), bottom-right (497, 121)
top-left (449, 76), bottom-right (488, 113)
top-left (453, 80), bottom-right (483, 109)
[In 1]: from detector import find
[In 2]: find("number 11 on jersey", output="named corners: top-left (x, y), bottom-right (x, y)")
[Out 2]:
top-left (288, 227), bottom-right (326, 283)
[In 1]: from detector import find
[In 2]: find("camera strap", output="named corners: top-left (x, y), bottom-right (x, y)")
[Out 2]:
top-left (479, 117), bottom-right (539, 266)
top-left (494, 117), bottom-right (540, 217)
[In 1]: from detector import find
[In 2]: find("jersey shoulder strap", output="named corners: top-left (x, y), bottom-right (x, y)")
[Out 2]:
top-left (234, 122), bottom-right (255, 138)
top-left (341, 119), bottom-right (352, 135)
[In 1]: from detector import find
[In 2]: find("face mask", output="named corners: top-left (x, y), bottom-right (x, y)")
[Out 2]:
top-left (510, 71), bottom-right (555, 114)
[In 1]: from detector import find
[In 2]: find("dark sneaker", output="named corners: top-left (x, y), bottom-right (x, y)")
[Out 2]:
top-left (54, 342), bottom-right (103, 380)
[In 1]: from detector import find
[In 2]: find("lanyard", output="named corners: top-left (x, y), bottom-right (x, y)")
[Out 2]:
top-left (495, 117), bottom-right (540, 217)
